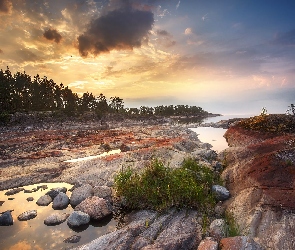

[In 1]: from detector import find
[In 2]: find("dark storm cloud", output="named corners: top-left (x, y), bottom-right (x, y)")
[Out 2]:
top-left (273, 29), bottom-right (295, 46)
top-left (43, 28), bottom-right (62, 43)
top-left (0, 0), bottom-right (12, 13)
top-left (78, 8), bottom-right (154, 57)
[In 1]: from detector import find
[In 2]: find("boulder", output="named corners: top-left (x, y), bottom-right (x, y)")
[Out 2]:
top-left (209, 219), bottom-right (226, 241)
top-left (36, 195), bottom-right (52, 206)
top-left (198, 237), bottom-right (218, 250)
top-left (212, 185), bottom-right (230, 201)
top-left (75, 196), bottom-right (112, 220)
top-left (67, 211), bottom-right (90, 227)
top-left (46, 190), bottom-right (60, 199)
top-left (0, 211), bottom-right (13, 226)
top-left (44, 213), bottom-right (69, 225)
top-left (52, 192), bottom-right (70, 209)
top-left (93, 185), bottom-right (112, 202)
top-left (27, 197), bottom-right (34, 202)
top-left (70, 184), bottom-right (93, 206)
top-left (18, 210), bottom-right (37, 221)
top-left (220, 236), bottom-right (263, 250)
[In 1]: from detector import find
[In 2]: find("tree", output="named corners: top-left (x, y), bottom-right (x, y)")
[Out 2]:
top-left (110, 96), bottom-right (124, 113)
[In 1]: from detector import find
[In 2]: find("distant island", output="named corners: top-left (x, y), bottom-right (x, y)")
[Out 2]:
top-left (0, 67), bottom-right (219, 125)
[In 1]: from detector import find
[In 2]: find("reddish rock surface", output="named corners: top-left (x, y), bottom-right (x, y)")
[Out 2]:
top-left (222, 115), bottom-right (295, 249)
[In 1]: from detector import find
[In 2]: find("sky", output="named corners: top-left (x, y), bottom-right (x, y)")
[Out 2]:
top-left (0, 0), bottom-right (295, 115)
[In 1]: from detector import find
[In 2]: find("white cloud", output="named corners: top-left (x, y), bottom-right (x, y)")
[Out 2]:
top-left (176, 1), bottom-right (181, 10)
top-left (184, 28), bottom-right (192, 35)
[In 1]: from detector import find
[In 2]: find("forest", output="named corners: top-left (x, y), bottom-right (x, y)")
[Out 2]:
top-left (0, 67), bottom-right (209, 119)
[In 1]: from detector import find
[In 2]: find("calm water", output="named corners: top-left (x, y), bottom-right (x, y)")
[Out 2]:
top-left (0, 182), bottom-right (117, 250)
top-left (190, 114), bottom-right (254, 152)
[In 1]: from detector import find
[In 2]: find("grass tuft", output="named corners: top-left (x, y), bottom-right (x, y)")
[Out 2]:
top-left (114, 158), bottom-right (220, 212)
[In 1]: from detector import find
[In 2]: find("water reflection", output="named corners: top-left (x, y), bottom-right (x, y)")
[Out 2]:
top-left (64, 149), bottom-right (121, 163)
top-left (0, 183), bottom-right (117, 249)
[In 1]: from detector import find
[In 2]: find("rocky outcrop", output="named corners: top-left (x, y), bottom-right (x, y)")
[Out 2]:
top-left (221, 116), bottom-right (295, 249)
top-left (72, 209), bottom-right (202, 250)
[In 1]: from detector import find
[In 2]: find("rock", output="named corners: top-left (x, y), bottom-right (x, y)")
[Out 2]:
top-left (67, 211), bottom-right (90, 227)
top-left (93, 185), bottom-right (112, 202)
top-left (220, 236), bottom-right (263, 250)
top-left (27, 197), bottom-right (34, 202)
top-left (52, 192), bottom-right (70, 209)
top-left (36, 194), bottom-right (52, 206)
top-left (198, 237), bottom-right (218, 250)
top-left (52, 187), bottom-right (67, 193)
top-left (120, 143), bottom-right (130, 152)
top-left (0, 211), bottom-right (13, 226)
top-left (18, 210), bottom-right (37, 221)
top-left (209, 219), bottom-right (226, 241)
top-left (214, 162), bottom-right (223, 172)
top-left (75, 196), bottom-right (112, 220)
top-left (5, 187), bottom-right (24, 195)
top-left (214, 201), bottom-right (226, 218)
top-left (71, 209), bottom-right (202, 250)
top-left (44, 213), bottom-right (69, 225)
top-left (212, 185), bottom-right (230, 201)
top-left (46, 190), bottom-right (60, 199)
top-left (63, 235), bottom-right (81, 243)
top-left (0, 201), bottom-right (5, 206)
top-left (70, 184), bottom-right (93, 207)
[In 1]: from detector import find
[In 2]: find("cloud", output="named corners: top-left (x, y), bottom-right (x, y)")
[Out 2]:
top-left (43, 28), bottom-right (62, 43)
top-left (155, 29), bottom-right (176, 47)
top-left (16, 48), bottom-right (39, 62)
top-left (77, 8), bottom-right (154, 57)
top-left (0, 0), bottom-right (12, 13)
top-left (176, 1), bottom-right (180, 10)
top-left (273, 29), bottom-right (295, 46)
top-left (184, 28), bottom-right (193, 35)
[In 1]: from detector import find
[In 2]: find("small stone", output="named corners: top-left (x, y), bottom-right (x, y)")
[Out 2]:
top-left (44, 213), bottom-right (70, 225)
top-left (5, 187), bottom-right (25, 195)
top-left (52, 192), bottom-right (70, 209)
top-left (0, 211), bottom-right (13, 226)
top-left (0, 201), bottom-right (5, 206)
top-left (46, 190), bottom-right (60, 199)
top-left (36, 195), bottom-right (52, 206)
top-left (18, 210), bottom-right (37, 221)
top-left (67, 211), bottom-right (90, 227)
top-left (8, 197), bottom-right (14, 200)
top-left (209, 219), bottom-right (226, 241)
top-left (212, 185), bottom-right (230, 201)
top-left (63, 235), bottom-right (81, 243)
top-left (27, 197), bottom-right (34, 202)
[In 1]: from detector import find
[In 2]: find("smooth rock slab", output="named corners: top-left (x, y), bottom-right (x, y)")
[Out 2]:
top-left (74, 196), bottom-right (112, 220)
top-left (52, 192), bottom-right (70, 209)
top-left (36, 195), bottom-right (52, 206)
top-left (70, 184), bottom-right (93, 207)
top-left (67, 211), bottom-right (90, 227)
top-left (44, 213), bottom-right (70, 225)
top-left (0, 211), bottom-right (13, 226)
top-left (212, 185), bottom-right (230, 201)
top-left (18, 210), bottom-right (37, 221)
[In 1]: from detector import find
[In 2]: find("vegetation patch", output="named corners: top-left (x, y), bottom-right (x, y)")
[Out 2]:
top-left (237, 114), bottom-right (295, 133)
top-left (114, 158), bottom-right (221, 212)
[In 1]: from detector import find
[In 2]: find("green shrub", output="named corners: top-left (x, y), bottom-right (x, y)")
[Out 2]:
top-left (114, 158), bottom-right (220, 212)
top-left (225, 211), bottom-right (241, 237)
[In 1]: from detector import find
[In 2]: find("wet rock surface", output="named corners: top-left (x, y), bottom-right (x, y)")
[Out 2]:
top-left (36, 194), bottom-right (52, 206)
top-left (67, 211), bottom-right (90, 227)
top-left (0, 210), bottom-right (13, 226)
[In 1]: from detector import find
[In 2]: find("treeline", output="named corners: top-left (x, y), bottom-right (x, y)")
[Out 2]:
top-left (0, 67), bottom-right (208, 117)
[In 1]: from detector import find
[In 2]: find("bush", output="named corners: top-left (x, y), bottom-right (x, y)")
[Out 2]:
top-left (114, 158), bottom-right (220, 212)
